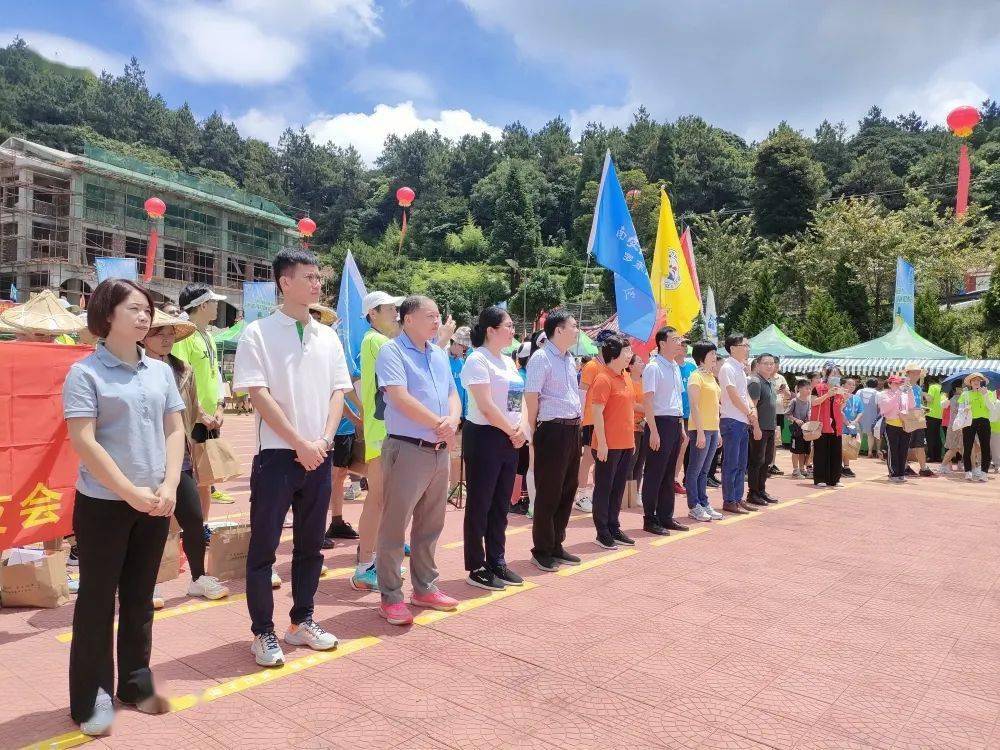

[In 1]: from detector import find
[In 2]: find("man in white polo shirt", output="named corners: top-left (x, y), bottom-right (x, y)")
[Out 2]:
top-left (234, 248), bottom-right (353, 667)
top-left (718, 331), bottom-right (761, 514)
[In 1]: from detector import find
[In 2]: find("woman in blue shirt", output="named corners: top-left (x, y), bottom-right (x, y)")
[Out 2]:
top-left (62, 279), bottom-right (186, 736)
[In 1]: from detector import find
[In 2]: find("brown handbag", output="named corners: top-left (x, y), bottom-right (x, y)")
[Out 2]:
top-left (192, 436), bottom-right (243, 484)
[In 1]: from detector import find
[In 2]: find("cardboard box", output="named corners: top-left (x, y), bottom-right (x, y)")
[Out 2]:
top-left (0, 550), bottom-right (69, 608)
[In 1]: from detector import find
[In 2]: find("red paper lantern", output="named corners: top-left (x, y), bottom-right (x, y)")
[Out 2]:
top-left (297, 216), bottom-right (316, 237)
top-left (396, 186), bottom-right (415, 207)
top-left (947, 106), bottom-right (981, 138)
top-left (144, 196), bottom-right (166, 219)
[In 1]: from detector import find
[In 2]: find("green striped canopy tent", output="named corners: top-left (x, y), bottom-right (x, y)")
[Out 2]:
top-left (213, 319), bottom-right (246, 354)
top-left (749, 324), bottom-right (821, 360)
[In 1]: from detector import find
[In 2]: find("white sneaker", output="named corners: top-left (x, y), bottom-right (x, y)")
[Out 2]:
top-left (345, 482), bottom-right (362, 500)
top-left (188, 575), bottom-right (229, 600)
top-left (67, 574), bottom-right (79, 594)
top-left (965, 471), bottom-right (976, 482)
top-left (688, 505), bottom-right (712, 522)
top-left (706, 506), bottom-right (724, 520)
top-left (976, 470), bottom-right (988, 483)
top-left (284, 618), bottom-right (338, 651)
top-left (251, 631), bottom-right (285, 667)
top-left (936, 463), bottom-right (950, 475)
top-left (152, 586), bottom-right (164, 610)
top-left (271, 569), bottom-right (282, 589)
top-left (79, 687), bottom-right (114, 736)
top-left (574, 496), bottom-right (593, 513)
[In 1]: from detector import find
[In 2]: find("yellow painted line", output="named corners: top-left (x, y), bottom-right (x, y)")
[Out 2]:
top-left (413, 581), bottom-right (538, 625)
top-left (714, 512), bottom-right (756, 525)
top-left (24, 637), bottom-right (381, 750)
top-left (650, 526), bottom-right (710, 546)
top-left (556, 548), bottom-right (638, 576)
top-left (56, 594), bottom-right (249, 643)
top-left (807, 489), bottom-right (835, 498)
top-left (442, 539), bottom-right (464, 549)
top-left (767, 498), bottom-right (806, 510)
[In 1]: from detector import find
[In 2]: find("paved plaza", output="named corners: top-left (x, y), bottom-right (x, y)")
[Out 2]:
top-left (3, 414), bottom-right (999, 749)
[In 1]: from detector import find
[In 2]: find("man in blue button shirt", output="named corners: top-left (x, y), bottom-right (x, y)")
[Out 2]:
top-left (374, 295), bottom-right (462, 625)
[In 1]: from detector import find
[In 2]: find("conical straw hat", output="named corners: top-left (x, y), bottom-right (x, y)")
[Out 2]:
top-left (309, 303), bottom-right (338, 326)
top-left (148, 308), bottom-right (197, 343)
top-left (0, 289), bottom-right (85, 334)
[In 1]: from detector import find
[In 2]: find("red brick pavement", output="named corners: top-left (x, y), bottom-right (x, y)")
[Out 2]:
top-left (3, 414), bottom-right (999, 749)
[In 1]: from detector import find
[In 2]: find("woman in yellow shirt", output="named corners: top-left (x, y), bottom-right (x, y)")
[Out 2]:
top-left (685, 341), bottom-right (724, 522)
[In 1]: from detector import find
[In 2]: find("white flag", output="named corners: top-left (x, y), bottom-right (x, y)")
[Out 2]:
top-left (704, 287), bottom-right (718, 344)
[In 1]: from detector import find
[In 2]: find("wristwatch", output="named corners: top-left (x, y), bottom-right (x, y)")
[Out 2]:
top-left (320, 436), bottom-right (333, 450)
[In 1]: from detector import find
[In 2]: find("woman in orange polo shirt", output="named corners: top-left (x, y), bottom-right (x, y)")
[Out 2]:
top-left (588, 334), bottom-right (636, 550)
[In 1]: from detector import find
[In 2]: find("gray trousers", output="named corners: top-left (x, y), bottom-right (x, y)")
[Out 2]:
top-left (376, 437), bottom-right (450, 604)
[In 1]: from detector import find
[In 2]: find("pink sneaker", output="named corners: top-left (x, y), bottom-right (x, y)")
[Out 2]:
top-left (377, 601), bottom-right (413, 626)
top-left (410, 590), bottom-right (459, 611)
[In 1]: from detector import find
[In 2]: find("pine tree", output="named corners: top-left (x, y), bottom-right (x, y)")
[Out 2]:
top-left (646, 125), bottom-right (675, 184)
top-left (751, 124), bottom-right (826, 238)
top-left (828, 259), bottom-right (871, 339)
top-left (488, 164), bottom-right (541, 267)
top-left (741, 269), bottom-right (783, 337)
top-left (795, 288), bottom-right (859, 351)
top-left (564, 265), bottom-right (584, 299)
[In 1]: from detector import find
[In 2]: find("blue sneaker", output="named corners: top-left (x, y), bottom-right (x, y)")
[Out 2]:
top-left (404, 543), bottom-right (411, 557)
top-left (350, 564), bottom-right (378, 591)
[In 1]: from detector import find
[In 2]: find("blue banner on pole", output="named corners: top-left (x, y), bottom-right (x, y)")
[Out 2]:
top-left (585, 151), bottom-right (657, 341)
top-left (336, 251), bottom-right (369, 378)
top-left (893, 257), bottom-right (915, 327)
top-left (243, 282), bottom-right (276, 323)
top-left (95, 257), bottom-right (138, 283)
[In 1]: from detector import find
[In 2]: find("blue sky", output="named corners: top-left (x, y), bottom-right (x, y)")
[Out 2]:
top-left (5, 1), bottom-right (1000, 162)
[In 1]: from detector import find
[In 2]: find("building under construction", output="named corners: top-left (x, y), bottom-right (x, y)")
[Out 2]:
top-left (0, 137), bottom-right (299, 325)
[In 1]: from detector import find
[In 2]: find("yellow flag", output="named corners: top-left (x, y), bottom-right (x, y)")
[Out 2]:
top-left (650, 188), bottom-right (700, 335)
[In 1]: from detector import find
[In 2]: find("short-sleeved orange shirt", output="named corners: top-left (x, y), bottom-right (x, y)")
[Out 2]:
top-left (580, 358), bottom-right (600, 427)
top-left (588, 364), bottom-right (636, 450)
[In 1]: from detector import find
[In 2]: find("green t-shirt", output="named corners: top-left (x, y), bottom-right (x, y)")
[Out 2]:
top-left (360, 328), bottom-right (390, 460)
top-left (959, 389), bottom-right (996, 421)
top-left (926, 383), bottom-right (944, 419)
top-left (172, 329), bottom-right (220, 417)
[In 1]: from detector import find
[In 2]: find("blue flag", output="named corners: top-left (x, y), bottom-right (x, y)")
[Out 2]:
top-left (586, 152), bottom-right (657, 341)
top-left (243, 282), bottom-right (276, 323)
top-left (336, 250), bottom-right (369, 378)
top-left (893, 257), bottom-right (915, 327)
top-left (95, 257), bottom-right (138, 282)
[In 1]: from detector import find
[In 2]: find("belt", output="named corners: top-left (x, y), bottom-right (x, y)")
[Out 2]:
top-left (543, 417), bottom-right (581, 426)
top-left (388, 434), bottom-right (448, 451)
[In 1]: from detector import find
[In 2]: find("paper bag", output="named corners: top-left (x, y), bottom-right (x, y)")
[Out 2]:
top-left (206, 523), bottom-right (251, 581)
top-left (0, 550), bottom-right (69, 608)
top-left (156, 534), bottom-right (180, 584)
top-left (192, 437), bottom-right (243, 484)
top-left (842, 435), bottom-right (861, 461)
top-left (901, 407), bottom-right (926, 434)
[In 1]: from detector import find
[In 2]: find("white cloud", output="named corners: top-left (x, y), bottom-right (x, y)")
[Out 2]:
top-left (136, 0), bottom-right (381, 85)
top-left (350, 67), bottom-right (435, 102)
top-left (305, 101), bottom-right (502, 163)
top-left (233, 108), bottom-right (290, 144)
top-left (0, 30), bottom-right (125, 76)
top-left (462, 0), bottom-right (1000, 138)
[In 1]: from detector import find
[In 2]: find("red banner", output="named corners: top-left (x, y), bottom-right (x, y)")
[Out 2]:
top-left (0, 342), bottom-right (91, 550)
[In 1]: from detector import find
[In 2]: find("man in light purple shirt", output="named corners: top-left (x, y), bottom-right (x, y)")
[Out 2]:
top-left (524, 310), bottom-right (584, 572)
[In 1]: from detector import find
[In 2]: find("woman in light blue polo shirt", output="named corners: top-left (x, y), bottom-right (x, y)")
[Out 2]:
top-left (62, 279), bottom-right (186, 736)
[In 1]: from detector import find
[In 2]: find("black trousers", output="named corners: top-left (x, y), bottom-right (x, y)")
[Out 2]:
top-left (813, 433), bottom-right (843, 486)
top-left (462, 422), bottom-right (516, 571)
top-left (69, 494), bottom-right (169, 722)
top-left (963, 418), bottom-right (992, 473)
top-left (709, 444), bottom-right (722, 478)
top-left (885, 423), bottom-right (909, 478)
top-left (629, 428), bottom-right (648, 482)
top-left (531, 421), bottom-right (581, 558)
top-left (747, 429), bottom-right (775, 496)
top-left (641, 415), bottom-right (683, 525)
top-left (592, 447), bottom-right (634, 538)
top-left (175, 470), bottom-right (205, 580)
top-left (246, 449), bottom-right (333, 636)
top-left (925, 416), bottom-right (943, 463)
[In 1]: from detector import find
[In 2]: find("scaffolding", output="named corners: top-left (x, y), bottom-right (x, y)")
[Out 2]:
top-left (0, 137), bottom-right (299, 313)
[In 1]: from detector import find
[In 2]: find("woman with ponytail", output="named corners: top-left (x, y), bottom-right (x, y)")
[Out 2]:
top-left (459, 306), bottom-right (528, 590)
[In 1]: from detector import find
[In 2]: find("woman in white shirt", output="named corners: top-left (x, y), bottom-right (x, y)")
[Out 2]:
top-left (460, 306), bottom-right (528, 591)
